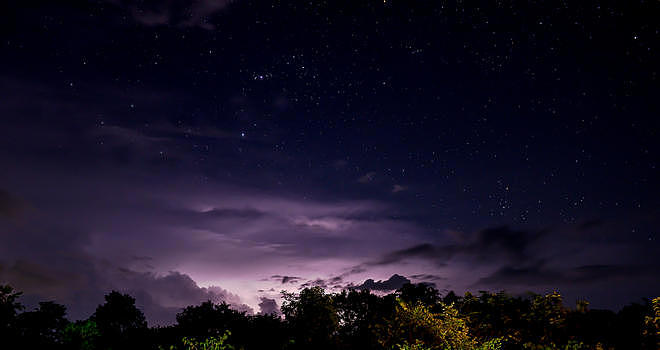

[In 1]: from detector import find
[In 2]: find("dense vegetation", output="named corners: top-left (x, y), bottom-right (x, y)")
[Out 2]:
top-left (1, 283), bottom-right (658, 349)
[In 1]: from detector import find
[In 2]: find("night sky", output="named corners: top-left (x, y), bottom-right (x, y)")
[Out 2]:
top-left (1, 0), bottom-right (658, 325)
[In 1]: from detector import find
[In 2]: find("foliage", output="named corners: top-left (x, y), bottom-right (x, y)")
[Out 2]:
top-left (91, 290), bottom-right (148, 349)
top-left (0, 283), bottom-right (658, 350)
top-left (281, 286), bottom-right (339, 349)
top-left (333, 288), bottom-right (396, 349)
top-left (397, 284), bottom-right (442, 310)
top-left (62, 320), bottom-right (101, 350)
top-left (378, 299), bottom-right (502, 350)
top-left (643, 297), bottom-right (660, 349)
top-left (522, 340), bottom-right (585, 350)
top-left (394, 339), bottom-right (431, 350)
top-left (523, 291), bottom-right (568, 345)
top-left (0, 284), bottom-right (23, 333)
top-left (178, 331), bottom-right (235, 350)
top-left (15, 301), bottom-right (69, 347)
top-left (176, 301), bottom-right (247, 338)
top-left (92, 291), bottom-right (147, 333)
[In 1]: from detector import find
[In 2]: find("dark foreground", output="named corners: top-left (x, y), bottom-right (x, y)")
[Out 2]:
top-left (1, 283), bottom-right (658, 350)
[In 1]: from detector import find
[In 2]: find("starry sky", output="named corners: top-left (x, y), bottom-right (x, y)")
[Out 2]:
top-left (0, 0), bottom-right (658, 325)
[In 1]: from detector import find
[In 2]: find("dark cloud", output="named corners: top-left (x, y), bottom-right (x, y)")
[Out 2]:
top-left (293, 275), bottom-right (348, 291)
top-left (357, 274), bottom-right (411, 292)
top-left (197, 207), bottom-right (267, 220)
top-left (300, 278), bottom-right (329, 289)
top-left (410, 274), bottom-right (447, 281)
top-left (364, 226), bottom-right (543, 268)
top-left (0, 189), bottom-right (25, 218)
top-left (258, 297), bottom-right (281, 316)
top-left (468, 226), bottom-right (544, 263)
top-left (270, 275), bottom-right (302, 284)
top-left (478, 263), bottom-right (660, 288)
top-left (369, 243), bottom-right (452, 266)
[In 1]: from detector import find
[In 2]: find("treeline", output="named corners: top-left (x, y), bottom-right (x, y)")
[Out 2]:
top-left (1, 283), bottom-right (658, 350)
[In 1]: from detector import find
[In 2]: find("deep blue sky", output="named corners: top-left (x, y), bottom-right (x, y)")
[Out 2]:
top-left (0, 0), bottom-right (658, 325)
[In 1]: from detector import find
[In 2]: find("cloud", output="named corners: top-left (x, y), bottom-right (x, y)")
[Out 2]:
top-left (363, 226), bottom-right (544, 268)
top-left (300, 278), bottom-right (330, 289)
top-left (367, 243), bottom-right (453, 267)
top-left (357, 172), bottom-right (376, 183)
top-left (0, 154), bottom-right (430, 321)
top-left (477, 262), bottom-right (660, 288)
top-left (468, 226), bottom-right (544, 262)
top-left (392, 184), bottom-right (407, 193)
top-left (110, 269), bottom-right (254, 324)
top-left (292, 217), bottom-right (352, 231)
top-left (109, 0), bottom-right (234, 29)
top-left (295, 276), bottom-right (348, 291)
top-left (357, 274), bottom-right (411, 291)
top-left (0, 189), bottom-right (27, 218)
top-left (258, 297), bottom-right (281, 316)
top-left (270, 275), bottom-right (302, 284)
top-left (0, 190), bottom-right (260, 325)
top-left (410, 274), bottom-right (447, 282)
top-left (0, 245), bottom-right (254, 325)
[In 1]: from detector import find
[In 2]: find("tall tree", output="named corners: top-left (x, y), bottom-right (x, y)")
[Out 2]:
top-left (333, 289), bottom-right (396, 350)
top-left (176, 300), bottom-right (249, 342)
top-left (282, 287), bottom-right (339, 350)
top-left (15, 301), bottom-right (68, 348)
top-left (91, 291), bottom-right (147, 349)
top-left (0, 284), bottom-right (23, 341)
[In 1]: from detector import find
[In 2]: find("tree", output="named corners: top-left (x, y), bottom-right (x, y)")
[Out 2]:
top-left (62, 320), bottom-right (100, 350)
top-left (175, 300), bottom-right (250, 347)
top-left (281, 287), bottom-right (339, 350)
top-left (179, 330), bottom-right (235, 350)
top-left (397, 283), bottom-right (441, 310)
top-left (378, 299), bottom-right (502, 350)
top-left (459, 291), bottom-right (531, 345)
top-left (247, 313), bottom-right (289, 350)
top-left (0, 284), bottom-right (23, 331)
top-left (91, 291), bottom-right (147, 349)
top-left (613, 302), bottom-right (650, 349)
top-left (15, 301), bottom-right (69, 348)
top-left (643, 297), bottom-right (660, 349)
top-left (333, 288), bottom-right (397, 349)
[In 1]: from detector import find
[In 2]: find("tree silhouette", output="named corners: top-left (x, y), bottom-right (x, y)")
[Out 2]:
top-left (397, 283), bottom-right (441, 310)
top-left (333, 288), bottom-right (396, 350)
top-left (0, 284), bottom-right (23, 343)
top-left (0, 283), bottom-right (657, 349)
top-left (91, 291), bottom-right (147, 349)
top-left (15, 301), bottom-right (68, 348)
top-left (282, 287), bottom-right (339, 350)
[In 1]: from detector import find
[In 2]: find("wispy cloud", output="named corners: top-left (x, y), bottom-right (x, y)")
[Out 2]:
top-left (392, 184), bottom-right (407, 193)
top-left (108, 0), bottom-right (234, 29)
top-left (357, 172), bottom-right (376, 184)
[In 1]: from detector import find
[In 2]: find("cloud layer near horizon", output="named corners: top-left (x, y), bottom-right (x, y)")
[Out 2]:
top-left (0, 160), bottom-right (431, 324)
top-left (1, 158), bottom-right (658, 324)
